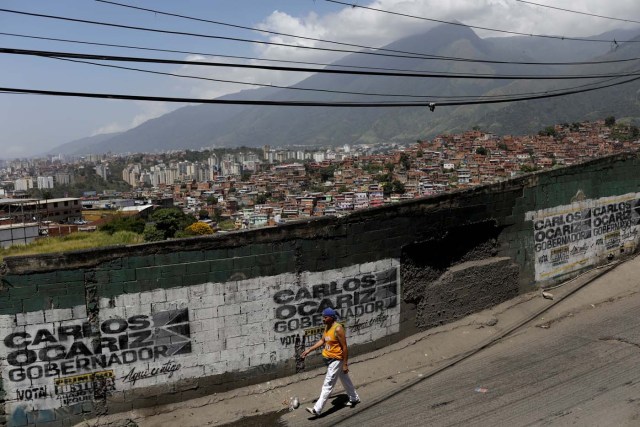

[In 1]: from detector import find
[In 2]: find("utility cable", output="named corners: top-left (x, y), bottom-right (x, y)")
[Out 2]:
top-left (52, 56), bottom-right (634, 102)
top-left (0, 8), bottom-right (505, 63)
top-left (0, 32), bottom-right (439, 73)
top-left (324, 0), bottom-right (640, 44)
top-left (3, 32), bottom-right (640, 71)
top-left (4, 31), bottom-right (640, 69)
top-left (2, 8), bottom-right (639, 68)
top-left (4, 47), bottom-right (640, 80)
top-left (514, 0), bottom-right (640, 25)
top-left (0, 74), bottom-right (637, 107)
top-left (53, 56), bottom-right (438, 99)
top-left (93, 0), bottom-right (640, 66)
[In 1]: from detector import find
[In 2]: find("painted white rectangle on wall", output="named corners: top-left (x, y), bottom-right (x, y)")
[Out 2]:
top-left (526, 193), bottom-right (640, 281)
top-left (0, 259), bottom-right (400, 415)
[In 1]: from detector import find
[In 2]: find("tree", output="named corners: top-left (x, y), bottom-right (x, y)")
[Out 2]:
top-left (198, 209), bottom-right (210, 220)
top-left (143, 224), bottom-right (164, 242)
top-left (475, 147), bottom-right (488, 156)
top-left (392, 180), bottom-right (406, 194)
top-left (100, 214), bottom-right (145, 235)
top-left (185, 222), bottom-right (214, 236)
top-left (605, 116), bottom-right (616, 127)
top-left (538, 126), bottom-right (557, 137)
top-left (256, 194), bottom-right (268, 205)
top-left (399, 153), bottom-right (411, 170)
top-left (319, 165), bottom-right (336, 182)
top-left (375, 172), bottom-right (393, 184)
top-left (148, 208), bottom-right (196, 240)
top-left (383, 180), bottom-right (405, 196)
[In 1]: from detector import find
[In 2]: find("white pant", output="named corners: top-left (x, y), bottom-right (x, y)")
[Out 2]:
top-left (313, 359), bottom-right (359, 413)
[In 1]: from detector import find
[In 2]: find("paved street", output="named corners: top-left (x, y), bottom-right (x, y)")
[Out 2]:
top-left (329, 290), bottom-right (640, 426)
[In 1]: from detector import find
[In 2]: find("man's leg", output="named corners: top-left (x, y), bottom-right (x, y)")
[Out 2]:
top-left (338, 369), bottom-right (360, 403)
top-left (313, 360), bottom-right (341, 413)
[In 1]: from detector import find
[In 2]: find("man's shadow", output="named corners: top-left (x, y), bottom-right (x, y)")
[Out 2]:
top-left (307, 394), bottom-right (359, 419)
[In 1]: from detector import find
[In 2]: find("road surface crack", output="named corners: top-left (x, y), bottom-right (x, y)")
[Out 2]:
top-left (599, 336), bottom-right (640, 349)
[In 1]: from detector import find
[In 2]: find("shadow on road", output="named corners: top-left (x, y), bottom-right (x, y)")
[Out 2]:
top-left (219, 408), bottom-right (287, 427)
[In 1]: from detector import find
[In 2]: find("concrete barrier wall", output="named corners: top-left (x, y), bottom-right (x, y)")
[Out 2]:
top-left (1, 152), bottom-right (639, 426)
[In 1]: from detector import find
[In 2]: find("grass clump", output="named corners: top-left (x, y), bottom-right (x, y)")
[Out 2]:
top-left (0, 231), bottom-right (143, 262)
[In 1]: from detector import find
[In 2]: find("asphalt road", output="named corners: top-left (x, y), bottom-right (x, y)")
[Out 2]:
top-left (325, 291), bottom-right (640, 427)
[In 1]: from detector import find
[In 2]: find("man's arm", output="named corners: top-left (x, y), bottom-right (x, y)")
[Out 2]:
top-left (335, 325), bottom-right (349, 372)
top-left (300, 337), bottom-right (325, 359)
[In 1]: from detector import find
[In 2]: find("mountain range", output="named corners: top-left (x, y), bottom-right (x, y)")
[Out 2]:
top-left (49, 25), bottom-right (640, 156)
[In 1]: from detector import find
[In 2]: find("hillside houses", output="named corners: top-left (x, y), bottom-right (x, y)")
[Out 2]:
top-left (1, 120), bottom-right (637, 231)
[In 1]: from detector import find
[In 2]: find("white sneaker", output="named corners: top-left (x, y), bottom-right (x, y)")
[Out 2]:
top-left (345, 398), bottom-right (361, 407)
top-left (306, 407), bottom-right (319, 416)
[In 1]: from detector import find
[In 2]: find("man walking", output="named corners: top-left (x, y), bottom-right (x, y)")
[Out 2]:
top-left (301, 307), bottom-right (360, 416)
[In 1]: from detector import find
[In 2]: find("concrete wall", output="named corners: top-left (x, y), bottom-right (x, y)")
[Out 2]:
top-left (0, 225), bottom-right (39, 249)
top-left (1, 152), bottom-right (640, 426)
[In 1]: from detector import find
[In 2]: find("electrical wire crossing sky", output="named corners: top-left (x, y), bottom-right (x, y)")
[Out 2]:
top-left (0, 0), bottom-right (639, 158)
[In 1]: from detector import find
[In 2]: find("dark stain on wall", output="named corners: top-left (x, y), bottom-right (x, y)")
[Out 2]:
top-left (401, 220), bottom-right (520, 328)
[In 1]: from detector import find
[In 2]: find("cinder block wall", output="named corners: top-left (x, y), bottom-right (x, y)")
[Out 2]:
top-left (1, 152), bottom-right (639, 426)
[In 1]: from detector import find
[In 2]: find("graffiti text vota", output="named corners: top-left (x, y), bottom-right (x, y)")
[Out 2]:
top-left (3, 308), bottom-right (191, 382)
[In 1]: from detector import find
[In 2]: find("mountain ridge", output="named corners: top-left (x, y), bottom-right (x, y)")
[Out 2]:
top-left (50, 26), bottom-right (640, 155)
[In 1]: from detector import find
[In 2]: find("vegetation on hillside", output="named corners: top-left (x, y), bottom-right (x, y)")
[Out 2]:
top-left (99, 214), bottom-right (146, 235)
top-left (143, 208), bottom-right (197, 241)
top-left (0, 231), bottom-right (143, 262)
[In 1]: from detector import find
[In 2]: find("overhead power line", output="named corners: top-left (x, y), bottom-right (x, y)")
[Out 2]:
top-left (514, 0), bottom-right (640, 25)
top-left (4, 32), bottom-right (640, 69)
top-left (4, 47), bottom-right (640, 80)
top-left (324, 0), bottom-right (640, 43)
top-left (0, 8), bottom-right (435, 62)
top-left (55, 56), bottom-right (631, 101)
top-left (2, 8), bottom-right (639, 68)
top-left (0, 74), bottom-right (638, 107)
top-left (0, 32), bottom-right (443, 73)
top-left (93, 0), bottom-right (640, 65)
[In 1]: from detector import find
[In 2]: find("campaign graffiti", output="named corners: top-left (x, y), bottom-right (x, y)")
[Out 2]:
top-left (54, 370), bottom-right (115, 406)
top-left (527, 193), bottom-right (640, 280)
top-left (3, 308), bottom-right (191, 383)
top-left (1, 259), bottom-right (403, 420)
top-left (272, 267), bottom-right (398, 334)
top-left (350, 311), bottom-right (389, 334)
top-left (16, 386), bottom-right (47, 402)
top-left (121, 360), bottom-right (181, 386)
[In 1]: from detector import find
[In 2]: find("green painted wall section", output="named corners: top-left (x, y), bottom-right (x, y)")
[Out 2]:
top-left (3, 153), bottom-right (640, 316)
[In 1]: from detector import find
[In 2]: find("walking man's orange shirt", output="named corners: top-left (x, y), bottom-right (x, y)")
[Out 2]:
top-left (321, 322), bottom-right (343, 359)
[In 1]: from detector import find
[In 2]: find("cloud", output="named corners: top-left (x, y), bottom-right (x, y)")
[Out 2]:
top-left (91, 102), bottom-right (171, 136)
top-left (154, 1), bottom-right (640, 102)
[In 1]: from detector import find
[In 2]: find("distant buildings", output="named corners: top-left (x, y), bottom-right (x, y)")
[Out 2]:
top-left (0, 120), bottom-right (637, 233)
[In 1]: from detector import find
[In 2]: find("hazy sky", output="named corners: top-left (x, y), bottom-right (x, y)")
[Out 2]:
top-left (1, 0), bottom-right (639, 158)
